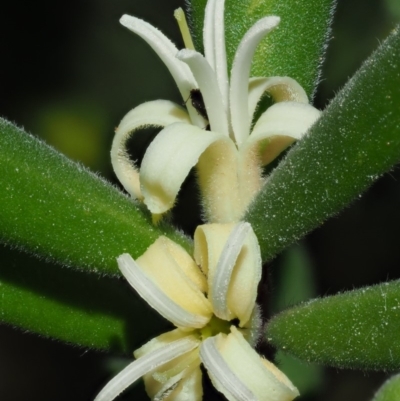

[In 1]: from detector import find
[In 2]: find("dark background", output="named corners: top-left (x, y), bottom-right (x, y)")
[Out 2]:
top-left (1, 0), bottom-right (400, 400)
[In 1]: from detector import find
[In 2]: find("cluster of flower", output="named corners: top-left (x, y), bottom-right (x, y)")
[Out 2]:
top-left (95, 0), bottom-right (319, 399)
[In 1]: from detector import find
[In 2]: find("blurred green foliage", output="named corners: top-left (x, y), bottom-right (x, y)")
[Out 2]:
top-left (372, 374), bottom-right (400, 401)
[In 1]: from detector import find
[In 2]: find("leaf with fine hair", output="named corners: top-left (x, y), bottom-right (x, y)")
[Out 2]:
top-left (246, 26), bottom-right (400, 263)
top-left (266, 280), bottom-right (400, 370)
top-left (0, 118), bottom-right (191, 275)
top-left (0, 246), bottom-right (169, 352)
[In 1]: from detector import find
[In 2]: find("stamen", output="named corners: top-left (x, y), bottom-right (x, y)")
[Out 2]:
top-left (177, 49), bottom-right (229, 136)
top-left (200, 336), bottom-right (257, 401)
top-left (230, 16), bottom-right (280, 147)
top-left (118, 254), bottom-right (210, 328)
top-left (94, 337), bottom-right (199, 401)
top-left (174, 8), bottom-right (195, 50)
top-left (211, 222), bottom-right (251, 320)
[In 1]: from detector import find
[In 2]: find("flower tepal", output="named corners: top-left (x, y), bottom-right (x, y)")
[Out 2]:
top-left (94, 222), bottom-right (299, 401)
top-left (112, 0), bottom-right (321, 223)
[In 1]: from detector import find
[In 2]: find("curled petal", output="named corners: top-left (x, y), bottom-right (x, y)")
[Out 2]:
top-left (151, 366), bottom-right (202, 401)
top-left (230, 16), bottom-right (280, 146)
top-left (203, 0), bottom-right (229, 111)
top-left (200, 327), bottom-right (299, 401)
top-left (111, 100), bottom-right (190, 199)
top-left (163, 237), bottom-right (208, 294)
top-left (209, 223), bottom-right (249, 317)
top-left (200, 335), bottom-right (256, 401)
top-left (194, 223), bottom-right (235, 276)
top-left (134, 330), bottom-right (202, 401)
top-left (120, 14), bottom-right (203, 127)
top-left (118, 239), bottom-right (212, 328)
top-left (169, 363), bottom-right (203, 401)
top-left (211, 222), bottom-right (258, 324)
top-left (248, 76), bottom-right (309, 121)
top-left (94, 336), bottom-right (199, 401)
top-left (248, 101), bottom-right (321, 166)
top-left (236, 102), bottom-right (320, 212)
top-left (194, 223), bottom-right (262, 326)
top-left (152, 356), bottom-right (202, 401)
top-left (139, 122), bottom-right (233, 215)
top-left (135, 329), bottom-right (193, 358)
top-left (177, 49), bottom-right (229, 136)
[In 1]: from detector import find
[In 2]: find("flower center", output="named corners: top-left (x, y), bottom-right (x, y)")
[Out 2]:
top-left (200, 315), bottom-right (234, 340)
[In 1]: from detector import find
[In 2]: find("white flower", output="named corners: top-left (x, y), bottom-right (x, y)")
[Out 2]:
top-left (111, 0), bottom-right (321, 223)
top-left (94, 222), bottom-right (299, 401)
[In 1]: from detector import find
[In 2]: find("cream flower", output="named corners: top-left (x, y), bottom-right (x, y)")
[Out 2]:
top-left (94, 223), bottom-right (299, 401)
top-left (111, 0), bottom-right (321, 223)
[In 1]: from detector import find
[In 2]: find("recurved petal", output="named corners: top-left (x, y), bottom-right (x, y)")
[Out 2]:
top-left (117, 239), bottom-right (212, 329)
top-left (111, 100), bottom-right (190, 200)
top-left (230, 16), bottom-right (280, 147)
top-left (245, 101), bottom-right (321, 167)
top-left (139, 122), bottom-right (232, 215)
top-left (200, 327), bottom-right (299, 401)
top-left (134, 329), bottom-right (202, 401)
top-left (94, 335), bottom-right (199, 401)
top-left (203, 0), bottom-right (229, 111)
top-left (152, 358), bottom-right (203, 401)
top-left (193, 223), bottom-right (235, 277)
top-left (119, 14), bottom-right (203, 127)
top-left (194, 223), bottom-right (262, 326)
top-left (177, 49), bottom-right (229, 136)
top-left (166, 363), bottom-right (203, 401)
top-left (248, 76), bottom-right (309, 121)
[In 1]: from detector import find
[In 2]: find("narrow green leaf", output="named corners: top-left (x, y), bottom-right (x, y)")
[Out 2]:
top-left (0, 246), bottom-right (169, 352)
top-left (246, 26), bottom-right (400, 263)
top-left (266, 280), bottom-right (400, 370)
top-left (372, 374), bottom-right (400, 401)
top-left (189, 0), bottom-right (334, 96)
top-left (0, 118), bottom-right (191, 275)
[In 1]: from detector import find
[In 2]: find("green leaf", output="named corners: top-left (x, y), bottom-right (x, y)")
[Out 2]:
top-left (0, 118), bottom-right (191, 275)
top-left (0, 246), bottom-right (169, 352)
top-left (372, 374), bottom-right (400, 401)
top-left (246, 26), bottom-right (400, 263)
top-left (266, 280), bottom-right (400, 370)
top-left (189, 0), bottom-right (334, 96)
